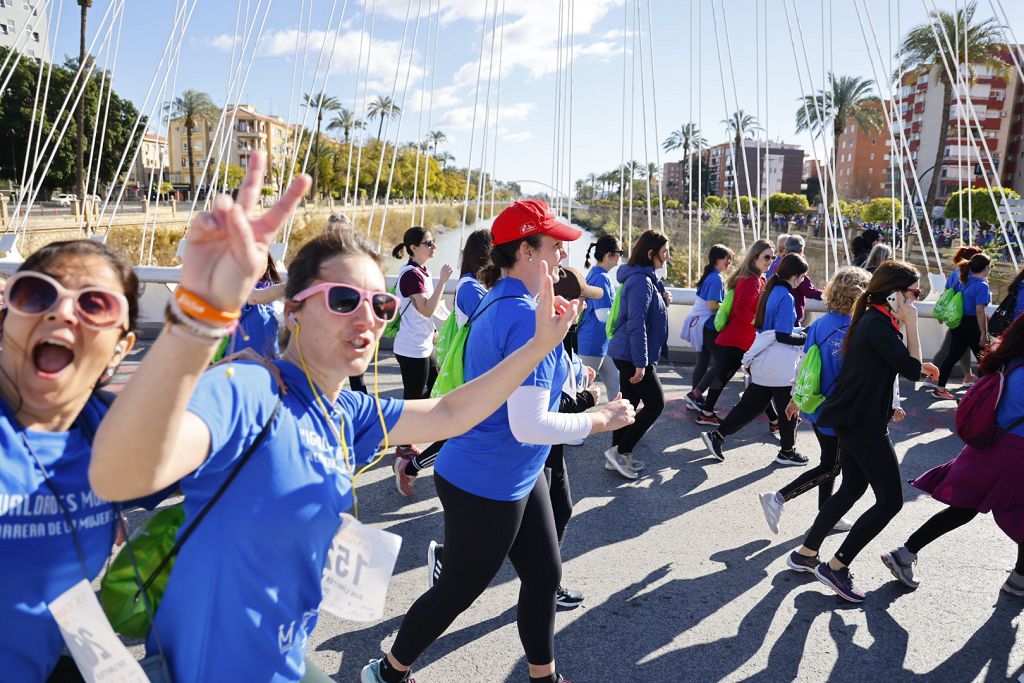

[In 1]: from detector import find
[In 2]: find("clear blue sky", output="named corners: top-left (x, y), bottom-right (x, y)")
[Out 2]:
top-left (48, 0), bottom-right (1024, 195)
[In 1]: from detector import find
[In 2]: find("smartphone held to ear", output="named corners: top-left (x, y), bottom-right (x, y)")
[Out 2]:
top-left (885, 291), bottom-right (901, 314)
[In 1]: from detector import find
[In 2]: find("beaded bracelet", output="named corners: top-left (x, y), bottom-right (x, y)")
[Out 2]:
top-left (165, 298), bottom-right (238, 340)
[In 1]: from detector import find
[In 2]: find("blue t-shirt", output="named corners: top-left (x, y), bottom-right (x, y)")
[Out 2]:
top-left (800, 311), bottom-right (852, 435)
top-left (455, 276), bottom-right (487, 320)
top-left (759, 285), bottom-right (797, 335)
top-left (997, 363), bottom-right (1024, 437)
top-left (945, 270), bottom-right (959, 291)
top-left (0, 396), bottom-right (114, 682)
top-left (959, 275), bottom-right (991, 317)
top-left (232, 280), bottom-right (281, 358)
top-left (767, 255), bottom-right (782, 278)
top-left (577, 266), bottom-right (615, 357)
top-left (435, 277), bottom-right (568, 501)
top-left (697, 272), bottom-right (726, 329)
top-left (151, 361), bottom-right (402, 683)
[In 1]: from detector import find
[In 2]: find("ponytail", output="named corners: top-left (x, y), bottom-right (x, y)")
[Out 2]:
top-left (753, 274), bottom-right (782, 329)
top-left (584, 243), bottom-right (596, 268)
top-left (480, 234), bottom-right (542, 288)
top-left (391, 243), bottom-right (406, 259)
top-left (843, 259), bottom-right (920, 351)
top-left (587, 234), bottom-right (622, 269)
top-left (752, 253), bottom-right (807, 329)
top-left (695, 243), bottom-right (734, 290)
top-left (392, 226), bottom-right (429, 260)
top-left (960, 252), bottom-right (991, 283)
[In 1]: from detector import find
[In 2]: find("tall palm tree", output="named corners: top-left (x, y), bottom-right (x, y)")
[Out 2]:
top-left (721, 110), bottom-right (760, 198)
top-left (435, 151), bottom-right (454, 169)
top-left (326, 107), bottom-right (363, 143)
top-left (74, 0), bottom-right (92, 203)
top-left (168, 90), bottom-right (218, 198)
top-left (795, 73), bottom-right (884, 170)
top-left (303, 91), bottom-right (341, 197)
top-left (367, 95), bottom-right (402, 140)
top-left (587, 172), bottom-right (599, 199)
top-left (662, 123), bottom-right (706, 161)
top-left (427, 129), bottom-right (447, 156)
top-left (896, 0), bottom-right (1008, 209)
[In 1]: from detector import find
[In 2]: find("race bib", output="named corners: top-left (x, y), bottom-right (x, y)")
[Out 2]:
top-left (320, 514), bottom-right (402, 622)
top-left (48, 580), bottom-right (148, 683)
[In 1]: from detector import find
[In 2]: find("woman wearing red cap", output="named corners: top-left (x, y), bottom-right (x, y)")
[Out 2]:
top-left (365, 200), bottom-right (635, 683)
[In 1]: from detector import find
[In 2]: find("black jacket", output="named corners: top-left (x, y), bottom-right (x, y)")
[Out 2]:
top-left (817, 307), bottom-right (922, 431)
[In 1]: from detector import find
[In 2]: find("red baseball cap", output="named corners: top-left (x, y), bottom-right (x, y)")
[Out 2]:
top-left (491, 199), bottom-right (584, 246)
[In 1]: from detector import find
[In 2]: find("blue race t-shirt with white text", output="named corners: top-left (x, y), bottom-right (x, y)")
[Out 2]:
top-left (435, 277), bottom-right (568, 501)
top-left (150, 361), bottom-right (402, 683)
top-left (0, 396), bottom-right (114, 682)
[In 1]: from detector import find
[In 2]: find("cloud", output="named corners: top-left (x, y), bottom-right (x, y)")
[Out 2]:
top-left (208, 33), bottom-right (239, 51)
top-left (437, 101), bottom-right (534, 129)
top-left (502, 131), bottom-right (533, 143)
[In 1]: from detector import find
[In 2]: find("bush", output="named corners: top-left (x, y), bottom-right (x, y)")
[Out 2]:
top-left (704, 195), bottom-right (726, 210)
top-left (943, 187), bottom-right (1020, 225)
top-left (861, 197), bottom-right (903, 223)
top-left (767, 192), bottom-right (809, 216)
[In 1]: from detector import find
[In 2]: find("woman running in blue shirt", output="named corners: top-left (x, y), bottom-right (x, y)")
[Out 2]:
top-left (933, 253), bottom-right (992, 400)
top-left (88, 157), bottom-right (592, 683)
top-left (684, 244), bottom-right (733, 411)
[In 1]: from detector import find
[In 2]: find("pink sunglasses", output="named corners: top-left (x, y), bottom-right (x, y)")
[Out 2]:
top-left (292, 282), bottom-right (400, 322)
top-left (4, 271), bottom-right (128, 331)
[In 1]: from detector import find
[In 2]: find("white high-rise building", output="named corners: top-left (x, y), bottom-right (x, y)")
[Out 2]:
top-left (0, 0), bottom-right (50, 63)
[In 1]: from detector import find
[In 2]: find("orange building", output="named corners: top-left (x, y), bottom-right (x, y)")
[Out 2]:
top-left (834, 101), bottom-right (892, 200)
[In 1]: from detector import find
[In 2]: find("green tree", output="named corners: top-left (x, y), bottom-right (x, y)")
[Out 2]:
top-left (75, 0), bottom-right (92, 202)
top-left (862, 197), bottom-right (904, 223)
top-left (721, 110), bottom-right (759, 199)
top-left (737, 196), bottom-right (760, 214)
top-left (168, 89), bottom-right (218, 198)
top-left (434, 151), bottom-right (454, 169)
top-left (943, 187), bottom-right (1020, 225)
top-left (897, 1), bottom-right (1009, 210)
top-left (326, 107), bottom-right (363, 143)
top-left (795, 73), bottom-right (883, 168)
top-left (302, 91), bottom-right (341, 197)
top-left (367, 95), bottom-right (401, 140)
top-left (704, 195), bottom-right (727, 211)
top-left (767, 192), bottom-right (809, 216)
top-left (213, 163), bottom-right (245, 189)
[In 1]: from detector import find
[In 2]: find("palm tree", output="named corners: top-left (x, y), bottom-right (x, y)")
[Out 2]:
top-left (587, 172), bottom-right (599, 199)
top-left (896, 1), bottom-right (1008, 209)
top-left (74, 0), bottom-right (93, 203)
top-left (367, 95), bottom-right (402, 140)
top-left (721, 110), bottom-right (760, 198)
top-left (303, 91), bottom-right (341, 197)
top-left (795, 73), bottom-right (884, 170)
top-left (168, 90), bottom-right (218, 198)
top-left (326, 107), bottom-right (363, 143)
top-left (428, 129), bottom-right (447, 156)
top-left (435, 151), bottom-right (454, 169)
top-left (662, 123), bottom-right (706, 161)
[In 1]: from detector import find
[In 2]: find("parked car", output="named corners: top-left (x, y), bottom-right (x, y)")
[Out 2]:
top-left (54, 194), bottom-right (76, 207)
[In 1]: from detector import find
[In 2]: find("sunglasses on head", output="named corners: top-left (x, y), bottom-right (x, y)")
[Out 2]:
top-left (4, 271), bottom-right (128, 331)
top-left (292, 282), bottom-right (399, 322)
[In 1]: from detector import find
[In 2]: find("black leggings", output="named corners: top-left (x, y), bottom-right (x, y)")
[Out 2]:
top-left (702, 345), bottom-right (745, 412)
top-left (803, 425), bottom-right (904, 565)
top-left (396, 354), bottom-right (439, 462)
top-left (390, 474), bottom-right (561, 667)
top-left (545, 445), bottom-right (572, 546)
top-left (906, 506), bottom-right (1024, 574)
top-left (717, 383), bottom-right (796, 451)
top-left (937, 316), bottom-right (983, 387)
top-left (611, 360), bottom-right (665, 454)
top-left (779, 425), bottom-right (842, 509)
top-left (690, 326), bottom-right (719, 395)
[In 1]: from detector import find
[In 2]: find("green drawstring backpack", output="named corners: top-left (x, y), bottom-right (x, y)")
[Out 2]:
top-left (933, 285), bottom-right (964, 329)
top-left (714, 289), bottom-right (735, 332)
top-left (431, 295), bottom-right (520, 398)
top-left (792, 327), bottom-right (846, 414)
top-left (605, 287), bottom-right (623, 339)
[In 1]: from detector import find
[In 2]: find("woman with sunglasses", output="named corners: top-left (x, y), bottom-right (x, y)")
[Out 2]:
top-left (785, 261), bottom-right (939, 603)
top-left (0, 240), bottom-right (137, 681)
top-left (578, 234), bottom-right (624, 399)
top-left (390, 227), bottom-right (454, 468)
top-left (696, 239), bottom-right (774, 427)
top-left (370, 200), bottom-right (634, 683)
top-left (88, 156), bottom-right (588, 683)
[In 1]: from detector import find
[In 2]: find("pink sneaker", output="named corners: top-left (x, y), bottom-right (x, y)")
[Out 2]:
top-left (392, 455), bottom-right (416, 497)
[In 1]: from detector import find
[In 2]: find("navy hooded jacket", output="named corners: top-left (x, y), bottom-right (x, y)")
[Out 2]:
top-left (607, 263), bottom-right (669, 368)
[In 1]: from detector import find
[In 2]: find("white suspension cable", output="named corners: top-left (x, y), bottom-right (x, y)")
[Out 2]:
top-left (488, 0), bottom-right (507, 219)
top-left (420, 0), bottom-right (441, 224)
top-left (458, 0), bottom-right (492, 247)
top-left (643, 0), bottom-right (664, 235)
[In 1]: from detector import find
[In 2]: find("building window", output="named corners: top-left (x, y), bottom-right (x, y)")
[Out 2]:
top-left (0, 25), bottom-right (7, 36)
top-left (883, 154), bottom-right (890, 160)
top-left (31, 31), bottom-right (38, 42)
top-left (22, 0), bottom-right (30, 9)
top-left (0, 1), bottom-right (7, 8)
top-left (869, 153), bottom-right (875, 160)
top-left (868, 167), bottom-right (874, 174)
top-left (7, 20), bottom-right (15, 33)
top-left (872, 139), bottom-right (877, 145)
top-left (180, 157), bottom-right (187, 167)
top-left (182, 142), bottom-right (188, 151)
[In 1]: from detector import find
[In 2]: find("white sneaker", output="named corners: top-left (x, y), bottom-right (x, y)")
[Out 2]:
top-left (603, 446), bottom-right (639, 479)
top-left (603, 451), bottom-right (645, 473)
top-left (832, 517), bottom-right (854, 532)
top-left (566, 437), bottom-right (585, 446)
top-left (759, 491), bottom-right (784, 534)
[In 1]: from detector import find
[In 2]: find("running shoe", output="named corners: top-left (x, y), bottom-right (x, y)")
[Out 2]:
top-left (814, 562), bottom-right (866, 603)
top-left (556, 585), bottom-right (584, 609)
top-left (603, 446), bottom-right (639, 480)
top-left (758, 491), bottom-right (784, 534)
top-left (685, 391), bottom-right (705, 412)
top-left (832, 517), bottom-right (855, 532)
top-left (602, 452), bottom-right (645, 473)
top-left (426, 540), bottom-right (443, 589)
top-left (880, 547), bottom-right (919, 589)
top-left (786, 550), bottom-right (819, 573)
top-left (769, 421), bottom-right (781, 439)
top-left (361, 659), bottom-right (414, 683)
top-left (775, 449), bottom-right (808, 466)
top-left (931, 388), bottom-right (957, 401)
top-left (696, 411), bottom-right (721, 427)
top-left (392, 455), bottom-right (416, 497)
top-left (701, 431), bottom-right (725, 462)
top-left (1001, 570), bottom-right (1024, 597)
top-left (963, 372), bottom-right (978, 388)
top-left (395, 444), bottom-right (422, 458)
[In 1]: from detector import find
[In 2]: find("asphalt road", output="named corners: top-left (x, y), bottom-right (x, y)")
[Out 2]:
top-left (104, 350), bottom-right (1023, 682)
top-left (292, 358), bottom-right (1024, 683)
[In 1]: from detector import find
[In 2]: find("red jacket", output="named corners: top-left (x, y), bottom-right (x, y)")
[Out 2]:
top-left (716, 274), bottom-right (765, 351)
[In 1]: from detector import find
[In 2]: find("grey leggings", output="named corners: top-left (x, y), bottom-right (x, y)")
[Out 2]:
top-left (580, 354), bottom-right (620, 399)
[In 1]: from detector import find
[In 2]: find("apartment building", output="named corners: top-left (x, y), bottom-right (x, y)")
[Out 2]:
top-left (662, 161), bottom-right (685, 201)
top-left (699, 140), bottom-right (804, 199)
top-left (128, 133), bottom-right (170, 189)
top-left (167, 104), bottom-right (296, 191)
top-left (834, 101), bottom-right (893, 200)
top-left (0, 0), bottom-right (49, 63)
top-left (895, 47), bottom-right (1024, 205)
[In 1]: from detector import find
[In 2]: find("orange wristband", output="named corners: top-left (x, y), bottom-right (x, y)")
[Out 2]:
top-left (174, 287), bottom-right (241, 325)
